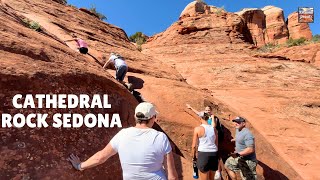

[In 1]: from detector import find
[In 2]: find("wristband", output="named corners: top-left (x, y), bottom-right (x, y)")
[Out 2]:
top-left (77, 163), bottom-right (84, 171)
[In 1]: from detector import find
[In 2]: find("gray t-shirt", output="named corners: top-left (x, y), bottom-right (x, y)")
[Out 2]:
top-left (235, 128), bottom-right (256, 160)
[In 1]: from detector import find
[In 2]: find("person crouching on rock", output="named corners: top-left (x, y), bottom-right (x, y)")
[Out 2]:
top-left (67, 102), bottom-right (178, 180)
top-left (64, 34), bottom-right (88, 54)
top-left (192, 112), bottom-right (219, 180)
top-left (103, 52), bottom-right (128, 85)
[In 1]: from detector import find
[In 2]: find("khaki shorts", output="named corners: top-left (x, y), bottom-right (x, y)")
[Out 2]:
top-left (225, 156), bottom-right (257, 180)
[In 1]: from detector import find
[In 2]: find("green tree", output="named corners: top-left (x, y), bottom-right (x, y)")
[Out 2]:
top-left (129, 32), bottom-right (147, 45)
top-left (312, 34), bottom-right (320, 42)
top-left (129, 32), bottom-right (148, 52)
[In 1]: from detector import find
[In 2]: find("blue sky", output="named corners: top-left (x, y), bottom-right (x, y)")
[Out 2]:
top-left (68, 0), bottom-right (319, 37)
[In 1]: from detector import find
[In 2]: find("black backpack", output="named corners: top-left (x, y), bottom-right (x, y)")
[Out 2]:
top-left (214, 116), bottom-right (224, 142)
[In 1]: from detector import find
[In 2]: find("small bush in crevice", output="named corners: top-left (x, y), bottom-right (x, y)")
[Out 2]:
top-left (22, 19), bottom-right (41, 32)
top-left (286, 37), bottom-right (307, 47)
top-left (68, 4), bottom-right (77, 9)
top-left (88, 5), bottom-right (107, 21)
top-left (258, 43), bottom-right (280, 53)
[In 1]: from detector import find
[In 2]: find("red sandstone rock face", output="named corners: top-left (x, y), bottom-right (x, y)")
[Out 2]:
top-left (179, 1), bottom-right (227, 20)
top-left (236, 8), bottom-right (266, 47)
top-left (287, 12), bottom-right (312, 40)
top-left (0, 1), bottom-right (139, 179)
top-left (146, 3), bottom-right (253, 54)
top-left (51, 0), bottom-right (65, 5)
top-left (143, 2), bottom-right (320, 179)
top-left (2, 0), bottom-right (183, 81)
top-left (258, 43), bottom-right (320, 65)
top-left (179, 1), bottom-right (206, 19)
top-left (0, 0), bottom-right (184, 178)
top-left (262, 6), bottom-right (289, 44)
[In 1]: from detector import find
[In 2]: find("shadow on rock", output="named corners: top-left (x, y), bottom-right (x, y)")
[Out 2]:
top-left (258, 161), bottom-right (289, 180)
top-left (128, 75), bottom-right (145, 89)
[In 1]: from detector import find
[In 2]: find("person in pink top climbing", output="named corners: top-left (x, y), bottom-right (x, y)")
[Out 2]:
top-left (64, 34), bottom-right (88, 54)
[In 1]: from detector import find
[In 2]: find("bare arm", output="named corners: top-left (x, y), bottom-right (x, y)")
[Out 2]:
top-left (64, 38), bottom-right (77, 42)
top-left (166, 151), bottom-right (178, 180)
top-left (214, 128), bottom-right (218, 147)
top-left (238, 147), bottom-right (254, 157)
top-left (191, 128), bottom-right (199, 160)
top-left (81, 143), bottom-right (116, 169)
top-left (211, 115), bottom-right (217, 128)
top-left (103, 59), bottom-right (112, 69)
top-left (68, 143), bottom-right (117, 171)
top-left (186, 104), bottom-right (199, 115)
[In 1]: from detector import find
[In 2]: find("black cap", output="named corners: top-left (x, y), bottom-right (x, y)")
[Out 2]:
top-left (232, 116), bottom-right (246, 123)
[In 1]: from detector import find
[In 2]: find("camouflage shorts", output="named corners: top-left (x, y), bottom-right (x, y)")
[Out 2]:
top-left (225, 156), bottom-right (257, 180)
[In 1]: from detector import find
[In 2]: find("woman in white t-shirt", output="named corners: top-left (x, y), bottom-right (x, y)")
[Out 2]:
top-left (192, 112), bottom-right (219, 180)
top-left (68, 102), bottom-right (178, 180)
top-left (103, 52), bottom-right (128, 84)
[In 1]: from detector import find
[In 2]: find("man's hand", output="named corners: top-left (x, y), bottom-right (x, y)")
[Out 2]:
top-left (229, 152), bottom-right (240, 158)
top-left (67, 154), bottom-right (83, 171)
top-left (231, 138), bottom-right (235, 142)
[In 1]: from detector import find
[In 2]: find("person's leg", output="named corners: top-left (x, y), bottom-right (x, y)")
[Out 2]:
top-left (245, 159), bottom-right (257, 180)
top-left (199, 170), bottom-right (209, 180)
top-left (214, 159), bottom-right (223, 180)
top-left (225, 157), bottom-right (239, 180)
top-left (225, 166), bottom-right (236, 180)
top-left (208, 170), bottom-right (216, 180)
top-left (116, 66), bottom-right (127, 83)
top-left (198, 151), bottom-right (209, 180)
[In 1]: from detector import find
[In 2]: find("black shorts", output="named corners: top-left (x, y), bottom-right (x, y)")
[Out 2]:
top-left (79, 47), bottom-right (88, 54)
top-left (115, 65), bottom-right (128, 81)
top-left (197, 151), bottom-right (218, 172)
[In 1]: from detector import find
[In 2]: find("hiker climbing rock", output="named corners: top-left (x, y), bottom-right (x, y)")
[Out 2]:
top-left (64, 34), bottom-right (88, 54)
top-left (191, 112), bottom-right (219, 180)
top-left (68, 102), bottom-right (178, 180)
top-left (103, 52), bottom-right (132, 90)
top-left (225, 117), bottom-right (257, 180)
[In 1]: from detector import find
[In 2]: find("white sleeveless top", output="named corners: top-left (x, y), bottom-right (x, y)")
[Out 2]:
top-left (198, 124), bottom-right (218, 152)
